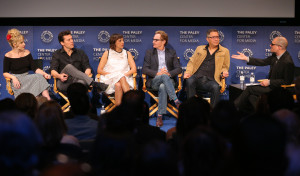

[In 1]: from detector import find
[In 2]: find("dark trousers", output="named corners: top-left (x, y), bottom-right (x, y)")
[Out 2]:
top-left (57, 64), bottom-right (93, 92)
top-left (234, 85), bottom-right (272, 113)
top-left (186, 75), bottom-right (220, 107)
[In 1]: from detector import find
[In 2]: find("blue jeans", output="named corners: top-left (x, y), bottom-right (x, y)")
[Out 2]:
top-left (151, 74), bottom-right (177, 115)
top-left (186, 75), bottom-right (220, 107)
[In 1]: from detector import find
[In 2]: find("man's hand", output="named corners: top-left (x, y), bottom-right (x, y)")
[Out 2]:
top-left (232, 51), bottom-right (248, 61)
top-left (184, 72), bottom-right (191, 79)
top-left (156, 67), bottom-right (170, 76)
top-left (260, 79), bottom-right (270, 87)
top-left (85, 68), bottom-right (92, 76)
top-left (44, 74), bottom-right (51, 79)
top-left (222, 71), bottom-right (229, 78)
top-left (60, 73), bottom-right (68, 82)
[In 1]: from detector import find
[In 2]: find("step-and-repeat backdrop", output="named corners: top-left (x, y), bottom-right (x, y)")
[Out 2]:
top-left (1, 26), bottom-right (300, 100)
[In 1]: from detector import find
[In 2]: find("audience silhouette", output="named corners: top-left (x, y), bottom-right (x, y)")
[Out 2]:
top-left (0, 78), bottom-right (299, 176)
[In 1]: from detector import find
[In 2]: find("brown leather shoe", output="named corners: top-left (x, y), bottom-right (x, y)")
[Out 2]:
top-left (156, 116), bottom-right (163, 127)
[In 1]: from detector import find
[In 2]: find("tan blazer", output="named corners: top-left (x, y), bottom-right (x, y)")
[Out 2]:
top-left (186, 44), bottom-right (230, 86)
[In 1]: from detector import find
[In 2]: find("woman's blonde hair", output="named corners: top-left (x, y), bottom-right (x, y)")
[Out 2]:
top-left (7, 28), bottom-right (24, 48)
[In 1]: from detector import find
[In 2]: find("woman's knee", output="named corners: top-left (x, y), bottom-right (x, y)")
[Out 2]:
top-left (115, 82), bottom-right (122, 90)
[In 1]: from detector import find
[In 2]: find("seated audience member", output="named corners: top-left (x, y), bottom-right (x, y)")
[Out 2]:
top-left (211, 100), bottom-right (240, 145)
top-left (267, 87), bottom-right (295, 114)
top-left (0, 98), bottom-right (16, 112)
top-left (65, 83), bottom-right (98, 140)
top-left (35, 100), bottom-right (82, 171)
top-left (272, 109), bottom-right (300, 145)
top-left (174, 96), bottom-right (211, 139)
top-left (285, 145), bottom-right (300, 176)
top-left (135, 140), bottom-right (179, 176)
top-left (50, 30), bottom-right (108, 93)
top-left (0, 111), bottom-right (42, 176)
top-left (39, 163), bottom-right (90, 176)
top-left (121, 90), bottom-right (166, 144)
top-left (3, 28), bottom-right (51, 100)
top-left (90, 132), bottom-right (136, 176)
top-left (36, 96), bottom-right (48, 108)
top-left (231, 114), bottom-right (288, 176)
top-left (167, 96), bottom-right (211, 154)
top-left (35, 100), bottom-right (79, 147)
top-left (15, 92), bottom-right (38, 119)
top-left (97, 33), bottom-right (136, 106)
top-left (181, 127), bottom-right (227, 176)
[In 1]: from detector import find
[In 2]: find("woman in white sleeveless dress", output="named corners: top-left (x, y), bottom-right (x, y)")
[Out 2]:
top-left (97, 34), bottom-right (137, 106)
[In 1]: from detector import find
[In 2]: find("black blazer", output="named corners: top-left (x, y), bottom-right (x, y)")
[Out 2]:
top-left (142, 48), bottom-right (182, 88)
top-left (248, 51), bottom-right (294, 89)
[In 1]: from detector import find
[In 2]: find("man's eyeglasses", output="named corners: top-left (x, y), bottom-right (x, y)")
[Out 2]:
top-left (208, 36), bottom-right (220, 39)
top-left (153, 39), bottom-right (162, 42)
top-left (271, 43), bottom-right (281, 47)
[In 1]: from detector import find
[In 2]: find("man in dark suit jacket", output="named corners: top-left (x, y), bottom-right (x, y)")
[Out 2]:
top-left (232, 36), bottom-right (295, 114)
top-left (142, 30), bottom-right (182, 127)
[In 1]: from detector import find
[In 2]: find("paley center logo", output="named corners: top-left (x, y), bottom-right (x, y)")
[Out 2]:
top-left (98, 30), bottom-right (110, 43)
top-left (41, 30), bottom-right (53, 43)
top-left (183, 48), bottom-right (195, 61)
top-left (218, 30), bottom-right (224, 43)
top-left (241, 48), bottom-right (253, 57)
top-left (128, 48), bottom-right (139, 60)
top-left (43, 65), bottom-right (50, 72)
top-left (269, 31), bottom-right (282, 41)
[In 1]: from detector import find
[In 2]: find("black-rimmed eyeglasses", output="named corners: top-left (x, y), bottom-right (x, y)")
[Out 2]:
top-left (153, 39), bottom-right (162, 42)
top-left (208, 36), bottom-right (220, 39)
top-left (271, 43), bottom-right (281, 47)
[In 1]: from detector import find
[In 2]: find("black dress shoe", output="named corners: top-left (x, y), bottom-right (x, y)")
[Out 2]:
top-left (91, 81), bottom-right (109, 92)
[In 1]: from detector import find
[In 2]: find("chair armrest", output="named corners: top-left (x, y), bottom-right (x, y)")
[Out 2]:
top-left (133, 73), bottom-right (137, 90)
top-left (281, 84), bottom-right (295, 88)
top-left (142, 74), bottom-right (147, 90)
top-left (53, 76), bottom-right (58, 93)
top-left (95, 74), bottom-right (101, 82)
top-left (5, 78), bottom-right (14, 95)
top-left (220, 77), bottom-right (226, 93)
top-left (177, 73), bottom-right (182, 92)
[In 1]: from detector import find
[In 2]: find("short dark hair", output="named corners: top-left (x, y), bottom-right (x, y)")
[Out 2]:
top-left (15, 93), bottom-right (38, 120)
top-left (58, 30), bottom-right (71, 43)
top-left (206, 29), bottom-right (219, 37)
top-left (109, 33), bottom-right (123, 50)
top-left (67, 83), bottom-right (90, 115)
top-left (35, 100), bottom-right (67, 147)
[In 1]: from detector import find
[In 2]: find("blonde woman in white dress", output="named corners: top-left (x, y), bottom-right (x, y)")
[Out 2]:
top-left (97, 33), bottom-right (137, 106)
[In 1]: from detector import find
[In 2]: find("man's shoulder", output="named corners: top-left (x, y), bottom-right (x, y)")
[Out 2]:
top-left (165, 47), bottom-right (176, 53)
top-left (219, 45), bottom-right (229, 52)
top-left (52, 48), bottom-right (63, 55)
top-left (282, 51), bottom-right (294, 64)
top-left (146, 48), bottom-right (155, 53)
top-left (73, 48), bottom-right (87, 55)
top-left (195, 45), bottom-right (207, 50)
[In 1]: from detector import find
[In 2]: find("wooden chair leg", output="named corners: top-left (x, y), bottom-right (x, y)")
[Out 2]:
top-left (166, 106), bottom-right (178, 118)
top-left (149, 106), bottom-right (158, 117)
